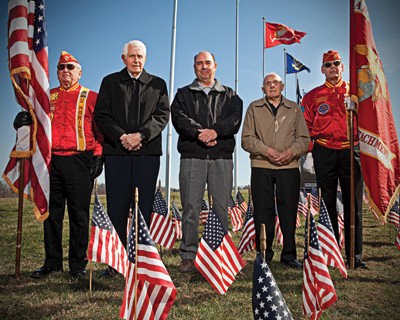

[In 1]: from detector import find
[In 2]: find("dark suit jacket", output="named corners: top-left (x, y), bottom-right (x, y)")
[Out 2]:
top-left (94, 68), bottom-right (170, 156)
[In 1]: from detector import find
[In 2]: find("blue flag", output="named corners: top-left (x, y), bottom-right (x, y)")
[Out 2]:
top-left (286, 52), bottom-right (310, 74)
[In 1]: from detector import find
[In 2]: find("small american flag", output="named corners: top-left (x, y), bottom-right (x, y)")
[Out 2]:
top-left (171, 200), bottom-right (182, 240)
top-left (238, 201), bottom-right (255, 255)
top-left (396, 228), bottom-right (400, 250)
top-left (236, 191), bottom-right (248, 213)
top-left (4, 0), bottom-right (52, 220)
top-left (120, 208), bottom-right (176, 320)
top-left (194, 208), bottom-right (245, 294)
top-left (200, 199), bottom-right (209, 225)
top-left (336, 191), bottom-right (345, 248)
top-left (87, 192), bottom-right (128, 277)
top-left (317, 200), bottom-right (347, 279)
top-left (388, 200), bottom-right (400, 227)
top-left (298, 190), bottom-right (309, 217)
top-left (302, 213), bottom-right (337, 320)
top-left (228, 196), bottom-right (243, 232)
top-left (149, 188), bottom-right (176, 250)
top-left (274, 214), bottom-right (284, 246)
top-left (309, 188), bottom-right (319, 216)
top-left (252, 253), bottom-right (293, 319)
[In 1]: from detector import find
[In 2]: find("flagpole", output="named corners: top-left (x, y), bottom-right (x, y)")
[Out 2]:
top-left (165, 0), bottom-right (178, 215)
top-left (134, 187), bottom-right (139, 320)
top-left (260, 224), bottom-right (266, 261)
top-left (15, 158), bottom-right (25, 280)
top-left (284, 48), bottom-right (287, 96)
top-left (234, 0), bottom-right (239, 196)
top-left (262, 17), bottom-right (265, 80)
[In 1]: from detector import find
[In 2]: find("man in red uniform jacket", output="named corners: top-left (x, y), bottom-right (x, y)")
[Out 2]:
top-left (29, 51), bottom-right (104, 280)
top-left (302, 50), bottom-right (366, 269)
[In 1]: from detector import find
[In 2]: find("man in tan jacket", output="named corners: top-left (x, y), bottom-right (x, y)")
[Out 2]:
top-left (241, 72), bottom-right (310, 269)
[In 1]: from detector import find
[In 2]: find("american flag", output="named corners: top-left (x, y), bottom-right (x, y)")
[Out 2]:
top-left (274, 214), bottom-right (284, 246)
top-left (236, 191), bottom-right (248, 213)
top-left (388, 200), bottom-right (400, 227)
top-left (4, 0), bottom-right (52, 221)
top-left (228, 196), bottom-right (243, 232)
top-left (87, 192), bottom-right (128, 277)
top-left (238, 201), bottom-right (256, 255)
top-left (298, 190), bottom-right (309, 217)
top-left (396, 228), bottom-right (400, 250)
top-left (310, 187), bottom-right (319, 215)
top-left (336, 192), bottom-right (345, 248)
top-left (194, 208), bottom-right (245, 294)
top-left (171, 200), bottom-right (182, 240)
top-left (302, 213), bottom-right (337, 320)
top-left (317, 200), bottom-right (347, 279)
top-left (252, 253), bottom-right (293, 320)
top-left (150, 188), bottom-right (176, 250)
top-left (120, 208), bottom-right (176, 320)
top-left (200, 199), bottom-right (209, 225)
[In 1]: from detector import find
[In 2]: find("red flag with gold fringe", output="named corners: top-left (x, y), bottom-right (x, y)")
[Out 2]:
top-left (350, 0), bottom-right (400, 220)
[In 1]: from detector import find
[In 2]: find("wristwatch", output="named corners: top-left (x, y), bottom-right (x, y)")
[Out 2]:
top-left (139, 132), bottom-right (146, 141)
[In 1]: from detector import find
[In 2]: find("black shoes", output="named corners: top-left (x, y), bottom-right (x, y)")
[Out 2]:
top-left (70, 269), bottom-right (87, 280)
top-left (355, 259), bottom-right (368, 269)
top-left (99, 266), bottom-right (118, 278)
top-left (179, 259), bottom-right (195, 273)
top-left (281, 259), bottom-right (303, 269)
top-left (31, 266), bottom-right (63, 279)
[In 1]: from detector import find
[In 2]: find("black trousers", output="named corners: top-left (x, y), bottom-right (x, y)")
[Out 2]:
top-left (44, 152), bottom-right (93, 272)
top-left (312, 143), bottom-right (363, 261)
top-left (104, 155), bottom-right (160, 248)
top-left (251, 167), bottom-right (300, 263)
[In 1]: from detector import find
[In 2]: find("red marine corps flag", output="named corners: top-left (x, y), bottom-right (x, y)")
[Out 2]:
top-left (350, 0), bottom-right (400, 220)
top-left (265, 22), bottom-right (306, 48)
top-left (4, 0), bottom-right (52, 220)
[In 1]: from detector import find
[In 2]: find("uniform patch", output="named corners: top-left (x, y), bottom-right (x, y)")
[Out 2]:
top-left (50, 92), bottom-right (58, 101)
top-left (318, 103), bottom-right (329, 114)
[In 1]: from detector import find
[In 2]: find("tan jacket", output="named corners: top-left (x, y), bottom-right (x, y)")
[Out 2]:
top-left (241, 96), bottom-right (310, 169)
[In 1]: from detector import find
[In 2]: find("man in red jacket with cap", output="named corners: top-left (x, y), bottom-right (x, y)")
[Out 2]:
top-left (302, 50), bottom-right (366, 269)
top-left (28, 51), bottom-right (104, 280)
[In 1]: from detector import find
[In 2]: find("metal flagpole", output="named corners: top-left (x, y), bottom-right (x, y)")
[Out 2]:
top-left (284, 48), bottom-right (287, 96)
top-left (165, 0), bottom-right (178, 215)
top-left (234, 0), bottom-right (239, 196)
top-left (262, 17), bottom-right (266, 80)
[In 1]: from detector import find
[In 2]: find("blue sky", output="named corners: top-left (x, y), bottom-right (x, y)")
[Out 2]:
top-left (1, 0), bottom-right (399, 189)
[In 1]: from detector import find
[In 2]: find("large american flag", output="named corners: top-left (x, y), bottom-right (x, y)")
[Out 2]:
top-left (87, 192), bottom-right (128, 277)
top-left (236, 191), bottom-right (248, 214)
top-left (238, 201), bottom-right (255, 255)
top-left (149, 188), bottom-right (176, 250)
top-left (120, 209), bottom-right (176, 320)
top-left (317, 200), bottom-right (347, 279)
top-left (4, 0), bottom-right (52, 221)
top-left (228, 196), bottom-right (243, 232)
top-left (302, 214), bottom-right (337, 320)
top-left (194, 208), bottom-right (245, 294)
top-left (252, 253), bottom-right (293, 320)
top-left (171, 200), bottom-right (182, 240)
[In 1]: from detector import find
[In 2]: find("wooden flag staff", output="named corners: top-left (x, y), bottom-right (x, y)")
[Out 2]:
top-left (133, 187), bottom-right (139, 320)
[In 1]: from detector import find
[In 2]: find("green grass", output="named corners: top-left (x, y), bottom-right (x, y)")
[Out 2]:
top-left (0, 196), bottom-right (399, 319)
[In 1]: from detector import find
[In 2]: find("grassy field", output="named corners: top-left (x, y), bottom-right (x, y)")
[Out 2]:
top-left (0, 195), bottom-right (399, 320)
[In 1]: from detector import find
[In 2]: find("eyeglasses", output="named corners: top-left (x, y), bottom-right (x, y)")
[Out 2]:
top-left (323, 60), bottom-right (341, 68)
top-left (264, 80), bottom-right (282, 87)
top-left (57, 64), bottom-right (76, 71)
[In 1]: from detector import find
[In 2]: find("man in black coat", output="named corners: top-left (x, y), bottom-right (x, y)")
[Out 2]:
top-left (94, 40), bottom-right (170, 277)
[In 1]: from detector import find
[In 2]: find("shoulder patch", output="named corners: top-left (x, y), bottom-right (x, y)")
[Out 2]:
top-left (50, 92), bottom-right (58, 102)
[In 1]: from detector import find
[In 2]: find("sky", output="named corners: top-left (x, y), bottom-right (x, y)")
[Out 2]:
top-left (1, 0), bottom-right (400, 190)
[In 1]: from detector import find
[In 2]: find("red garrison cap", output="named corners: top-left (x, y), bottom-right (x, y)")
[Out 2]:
top-left (58, 51), bottom-right (81, 68)
top-left (322, 50), bottom-right (341, 63)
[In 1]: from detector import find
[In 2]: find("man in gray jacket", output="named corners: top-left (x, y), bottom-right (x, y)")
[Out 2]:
top-left (171, 51), bottom-right (243, 272)
top-left (241, 72), bottom-right (310, 269)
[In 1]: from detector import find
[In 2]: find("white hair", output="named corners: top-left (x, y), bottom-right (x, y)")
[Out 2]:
top-left (264, 72), bottom-right (283, 83)
top-left (122, 40), bottom-right (147, 57)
